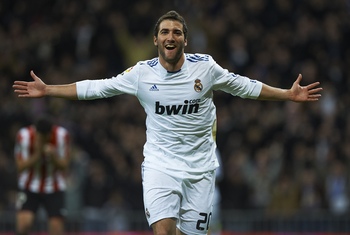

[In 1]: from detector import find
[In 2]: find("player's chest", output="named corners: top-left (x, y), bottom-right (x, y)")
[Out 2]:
top-left (138, 73), bottom-right (211, 104)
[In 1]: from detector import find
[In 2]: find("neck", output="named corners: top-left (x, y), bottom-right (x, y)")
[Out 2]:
top-left (159, 54), bottom-right (185, 72)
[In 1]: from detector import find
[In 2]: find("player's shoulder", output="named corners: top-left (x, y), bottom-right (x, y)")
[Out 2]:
top-left (138, 57), bottom-right (159, 68)
top-left (18, 126), bottom-right (32, 134)
top-left (185, 53), bottom-right (213, 63)
top-left (16, 126), bottom-right (32, 141)
top-left (120, 58), bottom-right (159, 76)
top-left (53, 125), bottom-right (69, 136)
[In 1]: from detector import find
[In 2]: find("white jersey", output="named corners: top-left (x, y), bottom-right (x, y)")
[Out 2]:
top-left (76, 53), bottom-right (262, 173)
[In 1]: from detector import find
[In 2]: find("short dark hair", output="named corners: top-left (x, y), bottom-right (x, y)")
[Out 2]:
top-left (154, 10), bottom-right (188, 39)
top-left (35, 116), bottom-right (53, 134)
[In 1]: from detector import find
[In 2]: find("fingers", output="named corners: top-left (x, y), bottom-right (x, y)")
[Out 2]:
top-left (14, 89), bottom-right (30, 97)
top-left (295, 74), bottom-right (302, 84)
top-left (13, 70), bottom-right (43, 98)
top-left (12, 70), bottom-right (37, 88)
top-left (30, 70), bottom-right (38, 80)
top-left (13, 81), bottom-right (28, 86)
top-left (306, 81), bottom-right (321, 90)
top-left (307, 95), bottom-right (321, 101)
top-left (13, 82), bottom-right (28, 89)
top-left (13, 80), bottom-right (31, 97)
top-left (306, 87), bottom-right (322, 101)
top-left (13, 86), bottom-right (28, 92)
top-left (296, 74), bottom-right (322, 90)
top-left (13, 88), bottom-right (29, 94)
top-left (295, 73), bottom-right (322, 95)
top-left (13, 83), bottom-right (28, 95)
top-left (308, 87), bottom-right (323, 94)
top-left (17, 93), bottom-right (30, 98)
top-left (309, 94), bottom-right (322, 98)
top-left (14, 92), bottom-right (29, 97)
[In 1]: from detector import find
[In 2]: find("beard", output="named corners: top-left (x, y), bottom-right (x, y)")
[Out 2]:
top-left (158, 43), bottom-right (185, 65)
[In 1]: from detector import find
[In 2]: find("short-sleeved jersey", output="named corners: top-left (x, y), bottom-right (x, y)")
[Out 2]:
top-left (15, 125), bottom-right (70, 193)
top-left (77, 53), bottom-right (262, 173)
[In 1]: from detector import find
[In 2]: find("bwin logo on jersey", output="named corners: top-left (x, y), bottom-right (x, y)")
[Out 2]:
top-left (155, 100), bottom-right (200, 115)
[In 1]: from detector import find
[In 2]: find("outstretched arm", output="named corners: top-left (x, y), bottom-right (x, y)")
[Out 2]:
top-left (13, 70), bottom-right (78, 99)
top-left (257, 74), bottom-right (322, 102)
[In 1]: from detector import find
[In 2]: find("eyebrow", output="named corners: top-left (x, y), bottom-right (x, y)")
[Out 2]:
top-left (159, 28), bottom-right (183, 33)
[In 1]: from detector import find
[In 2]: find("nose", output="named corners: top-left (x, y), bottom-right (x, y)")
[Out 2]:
top-left (166, 32), bottom-right (175, 41)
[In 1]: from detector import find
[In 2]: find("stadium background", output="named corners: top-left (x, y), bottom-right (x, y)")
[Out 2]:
top-left (0, 0), bottom-right (349, 234)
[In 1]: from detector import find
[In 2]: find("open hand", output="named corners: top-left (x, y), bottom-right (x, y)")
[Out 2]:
top-left (13, 70), bottom-right (46, 98)
top-left (290, 74), bottom-right (322, 102)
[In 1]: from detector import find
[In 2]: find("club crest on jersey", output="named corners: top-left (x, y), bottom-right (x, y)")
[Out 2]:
top-left (194, 79), bottom-right (203, 92)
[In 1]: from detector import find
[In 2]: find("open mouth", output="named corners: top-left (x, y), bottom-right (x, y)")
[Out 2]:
top-left (165, 45), bottom-right (176, 50)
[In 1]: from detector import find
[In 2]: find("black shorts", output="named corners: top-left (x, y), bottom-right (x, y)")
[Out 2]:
top-left (17, 190), bottom-right (65, 218)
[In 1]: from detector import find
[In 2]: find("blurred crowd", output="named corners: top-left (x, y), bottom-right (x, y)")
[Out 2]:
top-left (1, 0), bottom-right (350, 231)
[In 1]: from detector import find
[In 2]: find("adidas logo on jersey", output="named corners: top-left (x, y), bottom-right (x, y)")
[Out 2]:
top-left (149, 84), bottom-right (159, 91)
top-left (155, 100), bottom-right (200, 115)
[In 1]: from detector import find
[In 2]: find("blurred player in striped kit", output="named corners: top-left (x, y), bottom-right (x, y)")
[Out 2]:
top-left (14, 115), bottom-right (70, 235)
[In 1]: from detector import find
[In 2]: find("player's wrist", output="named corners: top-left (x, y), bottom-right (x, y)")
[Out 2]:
top-left (285, 89), bottom-right (294, 101)
top-left (45, 84), bottom-right (52, 96)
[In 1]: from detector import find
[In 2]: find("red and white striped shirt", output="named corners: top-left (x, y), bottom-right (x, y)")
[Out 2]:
top-left (15, 125), bottom-right (70, 193)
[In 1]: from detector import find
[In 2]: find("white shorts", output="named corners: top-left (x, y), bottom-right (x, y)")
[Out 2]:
top-left (142, 164), bottom-right (216, 235)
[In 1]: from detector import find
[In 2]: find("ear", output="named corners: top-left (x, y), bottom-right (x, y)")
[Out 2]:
top-left (153, 36), bottom-right (158, 46)
top-left (184, 38), bottom-right (187, 47)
